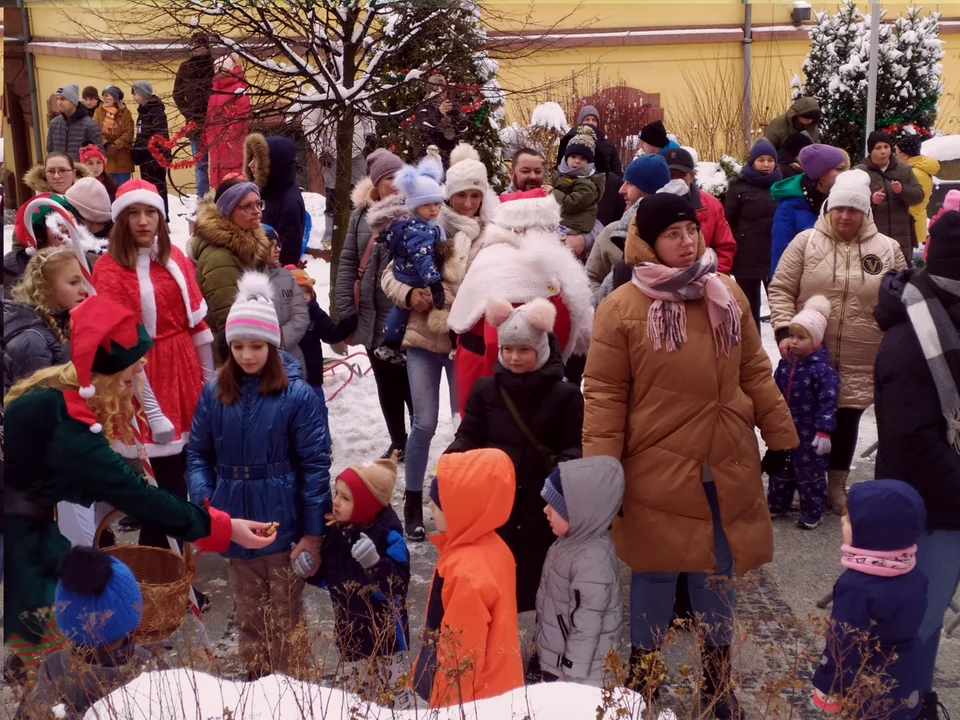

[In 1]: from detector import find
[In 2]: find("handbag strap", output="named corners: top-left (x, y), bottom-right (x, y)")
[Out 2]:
top-left (357, 233), bottom-right (376, 282)
top-left (497, 382), bottom-right (555, 471)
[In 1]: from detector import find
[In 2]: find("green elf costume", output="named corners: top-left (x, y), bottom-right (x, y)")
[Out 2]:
top-left (4, 295), bottom-right (243, 680)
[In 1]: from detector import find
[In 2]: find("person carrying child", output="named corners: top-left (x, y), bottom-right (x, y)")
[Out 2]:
top-left (445, 297), bottom-right (583, 614)
top-left (304, 451), bottom-right (411, 708)
top-left (377, 154), bottom-right (449, 360)
top-left (286, 265), bottom-right (358, 390)
top-left (186, 271), bottom-right (331, 680)
top-left (764, 295), bottom-right (839, 529)
top-left (812, 480), bottom-right (928, 719)
top-left (17, 547), bottom-right (166, 720)
top-left (535, 456), bottom-right (624, 687)
top-left (548, 125), bottom-right (606, 241)
top-left (412, 448), bottom-right (523, 707)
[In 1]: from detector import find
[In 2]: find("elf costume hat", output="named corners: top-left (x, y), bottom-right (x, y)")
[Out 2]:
top-left (69, 296), bottom-right (152, 409)
top-left (13, 193), bottom-right (80, 256)
top-left (111, 179), bottom-right (165, 222)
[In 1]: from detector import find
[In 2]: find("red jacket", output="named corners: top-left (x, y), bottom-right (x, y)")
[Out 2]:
top-left (694, 187), bottom-right (736, 274)
top-left (204, 66), bottom-right (251, 188)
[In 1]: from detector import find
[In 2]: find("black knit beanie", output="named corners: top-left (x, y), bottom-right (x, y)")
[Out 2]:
top-left (634, 193), bottom-right (699, 247)
top-left (868, 131), bottom-right (893, 153)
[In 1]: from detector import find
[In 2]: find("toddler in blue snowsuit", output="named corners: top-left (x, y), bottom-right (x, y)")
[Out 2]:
top-left (765, 295), bottom-right (839, 529)
top-left (812, 480), bottom-right (928, 719)
top-left (378, 154), bottom-right (447, 357)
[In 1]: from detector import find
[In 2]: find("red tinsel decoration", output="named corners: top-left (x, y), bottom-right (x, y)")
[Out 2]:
top-left (148, 120), bottom-right (199, 170)
top-left (878, 122), bottom-right (934, 138)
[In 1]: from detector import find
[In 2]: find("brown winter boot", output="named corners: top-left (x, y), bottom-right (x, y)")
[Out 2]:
top-left (827, 470), bottom-right (849, 515)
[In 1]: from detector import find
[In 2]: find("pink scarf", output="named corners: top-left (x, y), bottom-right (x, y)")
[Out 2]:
top-left (840, 544), bottom-right (917, 577)
top-left (631, 248), bottom-right (741, 356)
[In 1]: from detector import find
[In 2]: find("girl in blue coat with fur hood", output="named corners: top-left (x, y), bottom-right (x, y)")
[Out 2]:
top-left (186, 271), bottom-right (331, 679)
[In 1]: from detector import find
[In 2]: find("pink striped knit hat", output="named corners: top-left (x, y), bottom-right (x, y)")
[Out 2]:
top-left (226, 271), bottom-right (281, 347)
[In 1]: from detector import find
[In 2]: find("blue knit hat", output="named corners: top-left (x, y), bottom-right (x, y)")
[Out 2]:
top-left (748, 139), bottom-right (777, 166)
top-left (624, 154), bottom-right (671, 195)
top-left (540, 466), bottom-right (568, 521)
top-left (396, 155), bottom-right (444, 209)
top-left (848, 480), bottom-right (927, 551)
top-left (54, 547), bottom-right (142, 648)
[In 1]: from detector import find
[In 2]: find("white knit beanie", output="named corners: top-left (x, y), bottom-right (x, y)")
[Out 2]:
top-left (395, 155), bottom-right (444, 209)
top-left (828, 169), bottom-right (872, 215)
top-left (485, 297), bottom-right (557, 372)
top-left (226, 272), bottom-right (282, 347)
top-left (64, 178), bottom-right (112, 223)
top-left (790, 295), bottom-right (832, 346)
top-left (444, 143), bottom-right (490, 199)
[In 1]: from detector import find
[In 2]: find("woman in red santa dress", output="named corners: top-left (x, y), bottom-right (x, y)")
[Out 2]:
top-left (92, 179), bottom-right (216, 549)
top-left (447, 189), bottom-right (594, 416)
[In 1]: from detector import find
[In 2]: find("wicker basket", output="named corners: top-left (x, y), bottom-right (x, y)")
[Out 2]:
top-left (94, 510), bottom-right (195, 643)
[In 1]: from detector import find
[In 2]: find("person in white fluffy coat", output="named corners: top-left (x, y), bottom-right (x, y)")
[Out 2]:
top-left (448, 191), bottom-right (593, 417)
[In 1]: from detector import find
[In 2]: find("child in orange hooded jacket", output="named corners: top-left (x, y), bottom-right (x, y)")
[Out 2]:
top-left (412, 448), bottom-right (523, 707)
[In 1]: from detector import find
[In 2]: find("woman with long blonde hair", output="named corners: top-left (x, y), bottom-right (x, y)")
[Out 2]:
top-left (3, 295), bottom-right (273, 682)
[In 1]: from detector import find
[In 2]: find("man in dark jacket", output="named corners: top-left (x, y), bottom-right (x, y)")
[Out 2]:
top-left (556, 106), bottom-right (625, 226)
top-left (243, 132), bottom-right (306, 266)
top-left (46, 84), bottom-right (104, 161)
top-left (173, 32), bottom-right (215, 197)
top-left (130, 81), bottom-right (170, 221)
top-left (874, 212), bottom-right (960, 720)
top-left (763, 96), bottom-right (821, 151)
top-left (414, 75), bottom-right (468, 167)
top-left (855, 130), bottom-right (924, 262)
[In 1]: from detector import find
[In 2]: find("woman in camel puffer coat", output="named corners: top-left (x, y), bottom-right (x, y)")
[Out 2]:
top-left (583, 193), bottom-right (797, 713)
top-left (769, 169), bottom-right (906, 516)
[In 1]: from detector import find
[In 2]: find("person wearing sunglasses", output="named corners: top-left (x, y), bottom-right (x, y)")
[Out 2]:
top-left (190, 178), bottom-right (273, 363)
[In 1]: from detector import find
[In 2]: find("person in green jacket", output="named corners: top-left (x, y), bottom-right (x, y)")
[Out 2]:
top-left (550, 127), bottom-right (605, 237)
top-left (764, 97), bottom-right (822, 151)
top-left (3, 295), bottom-right (274, 682)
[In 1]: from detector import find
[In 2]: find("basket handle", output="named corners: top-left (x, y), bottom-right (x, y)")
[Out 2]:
top-left (93, 508), bottom-right (194, 571)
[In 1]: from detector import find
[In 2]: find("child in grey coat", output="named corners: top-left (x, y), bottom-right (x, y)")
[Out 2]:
top-left (535, 456), bottom-right (625, 686)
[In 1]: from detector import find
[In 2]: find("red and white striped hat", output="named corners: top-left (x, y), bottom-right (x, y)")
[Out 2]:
top-left (111, 179), bottom-right (165, 222)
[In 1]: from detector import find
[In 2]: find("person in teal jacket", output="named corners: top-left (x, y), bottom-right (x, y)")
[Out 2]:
top-left (3, 295), bottom-right (272, 682)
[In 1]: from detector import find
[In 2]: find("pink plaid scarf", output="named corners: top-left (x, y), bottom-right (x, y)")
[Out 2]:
top-left (631, 248), bottom-right (741, 356)
top-left (841, 544), bottom-right (917, 577)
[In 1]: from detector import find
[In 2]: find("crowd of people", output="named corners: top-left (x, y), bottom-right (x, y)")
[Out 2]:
top-left (2, 86), bottom-right (958, 720)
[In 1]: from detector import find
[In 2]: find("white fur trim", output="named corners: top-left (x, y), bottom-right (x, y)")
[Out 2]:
top-left (492, 195), bottom-right (560, 233)
top-left (136, 248), bottom-right (158, 338)
top-left (112, 187), bottom-right (165, 222)
top-left (163, 253), bottom-right (201, 328)
top-left (79, 385), bottom-right (96, 399)
top-left (192, 328), bottom-right (214, 346)
top-left (90, 422), bottom-right (103, 434)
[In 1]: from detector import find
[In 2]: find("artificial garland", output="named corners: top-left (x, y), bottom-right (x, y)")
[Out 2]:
top-left (148, 120), bottom-right (200, 170)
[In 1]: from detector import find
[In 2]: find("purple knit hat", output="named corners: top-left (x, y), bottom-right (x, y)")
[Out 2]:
top-left (799, 144), bottom-right (847, 181)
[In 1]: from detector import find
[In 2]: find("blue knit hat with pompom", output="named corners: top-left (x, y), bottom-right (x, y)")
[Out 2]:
top-left (396, 155), bottom-right (444, 209)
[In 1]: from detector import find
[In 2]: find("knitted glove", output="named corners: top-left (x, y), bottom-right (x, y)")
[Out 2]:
top-left (429, 282), bottom-right (445, 311)
top-left (761, 449), bottom-right (789, 477)
top-left (350, 533), bottom-right (380, 570)
top-left (811, 433), bottom-right (832, 456)
top-left (291, 549), bottom-right (315, 578)
top-left (137, 372), bottom-right (175, 444)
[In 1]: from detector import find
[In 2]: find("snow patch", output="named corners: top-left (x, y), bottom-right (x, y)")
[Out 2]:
top-left (922, 135), bottom-right (960, 162)
top-left (530, 102), bottom-right (569, 133)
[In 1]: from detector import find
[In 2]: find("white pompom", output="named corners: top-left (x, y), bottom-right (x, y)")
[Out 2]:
top-left (79, 385), bottom-right (96, 399)
top-left (89, 423), bottom-right (103, 434)
top-left (25, 246), bottom-right (36, 256)
top-left (235, 271), bottom-right (275, 303)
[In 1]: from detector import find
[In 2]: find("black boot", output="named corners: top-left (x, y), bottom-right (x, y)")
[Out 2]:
top-left (701, 644), bottom-right (744, 720)
top-left (626, 645), bottom-right (663, 702)
top-left (404, 490), bottom-right (425, 542)
top-left (920, 692), bottom-right (950, 720)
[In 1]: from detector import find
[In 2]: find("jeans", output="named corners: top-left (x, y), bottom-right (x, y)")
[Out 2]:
top-left (110, 172), bottom-right (132, 185)
top-left (404, 347), bottom-right (456, 493)
top-left (829, 407), bottom-right (865, 472)
top-left (630, 481), bottom-right (735, 649)
top-left (190, 137), bottom-right (210, 197)
top-left (915, 529), bottom-right (960, 692)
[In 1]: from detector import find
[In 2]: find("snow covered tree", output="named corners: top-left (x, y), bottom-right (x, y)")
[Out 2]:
top-left (882, 8), bottom-right (943, 136)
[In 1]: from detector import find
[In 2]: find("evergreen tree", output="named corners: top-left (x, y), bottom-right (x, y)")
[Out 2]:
top-left (883, 8), bottom-right (943, 136)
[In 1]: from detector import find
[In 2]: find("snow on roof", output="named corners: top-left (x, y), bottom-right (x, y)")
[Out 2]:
top-left (922, 135), bottom-right (960, 163)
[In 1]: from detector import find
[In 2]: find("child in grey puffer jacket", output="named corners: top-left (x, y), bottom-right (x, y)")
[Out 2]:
top-left (535, 456), bottom-right (625, 685)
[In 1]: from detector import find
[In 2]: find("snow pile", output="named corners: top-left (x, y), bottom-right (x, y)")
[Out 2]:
top-left (921, 135), bottom-right (960, 163)
top-left (530, 102), bottom-right (569, 133)
top-left (84, 668), bottom-right (666, 720)
top-left (696, 155), bottom-right (742, 200)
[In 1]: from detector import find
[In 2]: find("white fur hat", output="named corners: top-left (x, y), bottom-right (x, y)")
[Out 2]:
top-left (444, 143), bottom-right (490, 199)
top-left (485, 297), bottom-right (557, 371)
top-left (828, 169), bottom-right (872, 215)
top-left (790, 295), bottom-right (832, 346)
top-left (493, 192), bottom-right (561, 233)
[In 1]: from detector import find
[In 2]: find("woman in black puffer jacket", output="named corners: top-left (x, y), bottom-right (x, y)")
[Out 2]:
top-left (724, 139), bottom-right (782, 329)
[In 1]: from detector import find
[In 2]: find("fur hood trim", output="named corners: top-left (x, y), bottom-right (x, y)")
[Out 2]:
top-left (351, 177), bottom-right (377, 210)
top-left (243, 132), bottom-right (271, 189)
top-left (23, 162), bottom-right (91, 193)
top-left (366, 193), bottom-right (410, 235)
top-left (192, 200), bottom-right (272, 267)
top-left (493, 195), bottom-right (560, 233)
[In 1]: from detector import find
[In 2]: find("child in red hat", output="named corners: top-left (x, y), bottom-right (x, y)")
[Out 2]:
top-left (79, 144), bottom-right (117, 201)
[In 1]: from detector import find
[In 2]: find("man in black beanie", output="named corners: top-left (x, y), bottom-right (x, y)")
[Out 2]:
top-left (638, 120), bottom-right (680, 156)
top-left (874, 209), bottom-right (960, 720)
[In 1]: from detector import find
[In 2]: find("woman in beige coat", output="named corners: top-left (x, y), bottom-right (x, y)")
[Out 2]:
top-left (584, 193), bottom-right (797, 712)
top-left (769, 169), bottom-right (906, 513)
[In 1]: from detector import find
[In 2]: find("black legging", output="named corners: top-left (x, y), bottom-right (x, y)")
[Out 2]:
top-left (829, 407), bottom-right (865, 472)
top-left (139, 450), bottom-right (188, 548)
top-left (369, 351), bottom-right (413, 450)
top-left (735, 277), bottom-right (770, 331)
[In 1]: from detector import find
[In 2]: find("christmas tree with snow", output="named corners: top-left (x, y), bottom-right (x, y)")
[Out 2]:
top-left (799, 1), bottom-right (942, 162)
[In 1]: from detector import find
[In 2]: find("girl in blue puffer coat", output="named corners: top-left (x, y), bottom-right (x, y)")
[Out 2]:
top-left (186, 271), bottom-right (331, 679)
